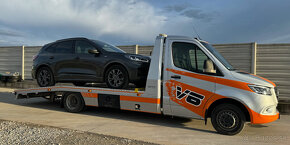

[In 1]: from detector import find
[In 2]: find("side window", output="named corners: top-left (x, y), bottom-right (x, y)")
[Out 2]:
top-left (172, 42), bottom-right (216, 74)
top-left (75, 40), bottom-right (95, 54)
top-left (54, 41), bottom-right (73, 54)
top-left (196, 48), bottom-right (209, 72)
top-left (172, 42), bottom-right (197, 72)
top-left (45, 44), bottom-right (56, 53)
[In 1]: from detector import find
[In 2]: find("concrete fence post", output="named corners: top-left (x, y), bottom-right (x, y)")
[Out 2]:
top-left (135, 45), bottom-right (139, 54)
top-left (251, 42), bottom-right (257, 75)
top-left (21, 45), bottom-right (25, 80)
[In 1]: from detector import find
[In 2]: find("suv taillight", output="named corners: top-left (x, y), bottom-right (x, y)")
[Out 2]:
top-left (33, 55), bottom-right (39, 61)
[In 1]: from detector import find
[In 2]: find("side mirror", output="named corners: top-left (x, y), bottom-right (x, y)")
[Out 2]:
top-left (203, 59), bottom-right (216, 74)
top-left (88, 49), bottom-right (99, 54)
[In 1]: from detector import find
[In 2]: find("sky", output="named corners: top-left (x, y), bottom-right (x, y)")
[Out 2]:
top-left (0, 0), bottom-right (290, 46)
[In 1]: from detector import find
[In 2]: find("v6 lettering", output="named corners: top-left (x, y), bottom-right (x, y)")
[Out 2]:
top-left (176, 86), bottom-right (205, 106)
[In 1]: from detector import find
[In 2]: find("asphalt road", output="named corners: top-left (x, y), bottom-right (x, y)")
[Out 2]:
top-left (0, 88), bottom-right (289, 145)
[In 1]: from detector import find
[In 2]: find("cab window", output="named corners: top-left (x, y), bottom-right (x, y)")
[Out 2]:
top-left (172, 42), bottom-right (217, 75)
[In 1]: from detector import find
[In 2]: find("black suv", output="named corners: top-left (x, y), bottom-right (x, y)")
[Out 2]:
top-left (32, 38), bottom-right (150, 89)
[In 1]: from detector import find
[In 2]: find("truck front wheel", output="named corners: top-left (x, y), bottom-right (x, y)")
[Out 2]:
top-left (63, 93), bottom-right (85, 113)
top-left (211, 104), bottom-right (245, 135)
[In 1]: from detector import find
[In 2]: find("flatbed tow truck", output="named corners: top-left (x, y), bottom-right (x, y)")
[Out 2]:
top-left (14, 34), bottom-right (279, 135)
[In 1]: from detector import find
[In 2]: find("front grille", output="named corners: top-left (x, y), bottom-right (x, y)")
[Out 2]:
top-left (274, 87), bottom-right (279, 100)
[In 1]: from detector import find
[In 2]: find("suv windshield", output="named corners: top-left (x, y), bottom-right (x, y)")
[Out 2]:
top-left (201, 42), bottom-right (235, 70)
top-left (91, 39), bottom-right (125, 53)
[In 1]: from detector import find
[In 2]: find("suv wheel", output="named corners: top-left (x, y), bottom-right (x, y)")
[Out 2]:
top-left (211, 104), bottom-right (245, 135)
top-left (105, 65), bottom-right (129, 89)
top-left (36, 67), bottom-right (55, 87)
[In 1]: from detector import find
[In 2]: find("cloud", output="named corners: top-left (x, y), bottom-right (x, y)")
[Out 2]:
top-left (1, 0), bottom-right (288, 46)
top-left (181, 9), bottom-right (214, 22)
top-left (0, 31), bottom-right (21, 37)
top-left (0, 0), bottom-right (168, 45)
top-left (0, 28), bottom-right (23, 37)
top-left (163, 4), bottom-right (215, 22)
top-left (164, 4), bottom-right (190, 12)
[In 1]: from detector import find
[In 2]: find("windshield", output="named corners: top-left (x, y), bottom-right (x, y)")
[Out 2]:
top-left (201, 42), bottom-right (235, 70)
top-left (91, 39), bottom-right (125, 53)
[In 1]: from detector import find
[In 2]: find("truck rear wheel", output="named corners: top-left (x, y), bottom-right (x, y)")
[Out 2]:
top-left (211, 104), bottom-right (245, 135)
top-left (63, 93), bottom-right (85, 113)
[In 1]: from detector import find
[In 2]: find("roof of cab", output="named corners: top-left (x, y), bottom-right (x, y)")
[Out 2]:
top-left (166, 35), bottom-right (204, 43)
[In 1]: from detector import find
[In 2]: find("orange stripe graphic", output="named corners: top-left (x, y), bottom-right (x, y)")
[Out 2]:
top-left (166, 79), bottom-right (278, 124)
top-left (81, 92), bottom-right (98, 98)
top-left (250, 74), bottom-right (276, 87)
top-left (166, 68), bottom-right (253, 92)
top-left (120, 96), bottom-right (160, 104)
top-left (166, 80), bottom-right (216, 117)
top-left (17, 86), bottom-right (143, 94)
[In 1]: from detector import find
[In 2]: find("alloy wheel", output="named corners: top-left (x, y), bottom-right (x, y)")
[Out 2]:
top-left (107, 69), bottom-right (124, 88)
top-left (37, 69), bottom-right (52, 87)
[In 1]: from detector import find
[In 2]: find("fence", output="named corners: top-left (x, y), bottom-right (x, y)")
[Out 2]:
top-left (0, 42), bottom-right (289, 100)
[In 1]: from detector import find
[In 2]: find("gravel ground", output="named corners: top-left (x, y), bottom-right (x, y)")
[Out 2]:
top-left (0, 120), bottom-right (157, 145)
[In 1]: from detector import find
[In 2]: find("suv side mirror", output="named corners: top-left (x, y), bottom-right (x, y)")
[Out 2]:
top-left (88, 49), bottom-right (99, 54)
top-left (203, 59), bottom-right (216, 74)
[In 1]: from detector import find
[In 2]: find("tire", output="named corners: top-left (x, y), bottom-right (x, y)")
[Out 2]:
top-left (36, 67), bottom-right (55, 87)
top-left (211, 104), bottom-right (245, 135)
top-left (63, 93), bottom-right (85, 113)
top-left (105, 65), bottom-right (129, 89)
top-left (73, 82), bottom-right (86, 86)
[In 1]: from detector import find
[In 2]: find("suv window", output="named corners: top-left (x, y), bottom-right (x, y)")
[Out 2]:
top-left (172, 42), bottom-right (213, 74)
top-left (75, 40), bottom-right (95, 54)
top-left (45, 44), bottom-right (56, 53)
top-left (54, 41), bottom-right (74, 54)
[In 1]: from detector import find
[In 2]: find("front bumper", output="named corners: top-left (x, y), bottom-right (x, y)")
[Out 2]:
top-left (126, 61), bottom-right (150, 83)
top-left (250, 108), bottom-right (279, 124)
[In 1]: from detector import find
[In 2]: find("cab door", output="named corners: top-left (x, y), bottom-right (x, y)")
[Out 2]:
top-left (163, 38), bottom-right (217, 119)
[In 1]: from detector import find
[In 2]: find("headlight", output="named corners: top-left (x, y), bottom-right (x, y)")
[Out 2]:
top-left (129, 56), bottom-right (149, 63)
top-left (248, 85), bottom-right (272, 96)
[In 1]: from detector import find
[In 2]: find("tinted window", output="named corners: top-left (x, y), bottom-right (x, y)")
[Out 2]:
top-left (172, 42), bottom-right (212, 73)
top-left (54, 41), bottom-right (73, 54)
top-left (45, 44), bottom-right (56, 53)
top-left (75, 41), bottom-right (95, 54)
top-left (91, 39), bottom-right (125, 53)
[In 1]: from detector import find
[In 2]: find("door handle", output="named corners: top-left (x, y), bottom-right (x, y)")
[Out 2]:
top-left (171, 75), bottom-right (181, 79)
top-left (49, 56), bottom-right (54, 59)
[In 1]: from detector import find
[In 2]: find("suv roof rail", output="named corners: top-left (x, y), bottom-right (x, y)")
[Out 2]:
top-left (55, 37), bottom-right (88, 42)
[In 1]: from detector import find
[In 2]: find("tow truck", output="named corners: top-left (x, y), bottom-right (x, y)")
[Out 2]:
top-left (14, 34), bottom-right (279, 135)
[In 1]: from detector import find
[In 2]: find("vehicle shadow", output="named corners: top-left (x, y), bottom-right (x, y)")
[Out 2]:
top-left (0, 92), bottom-right (216, 134)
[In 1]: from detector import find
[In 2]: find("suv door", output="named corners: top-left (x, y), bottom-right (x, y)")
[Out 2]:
top-left (74, 40), bottom-right (104, 82)
top-left (163, 39), bottom-right (217, 119)
top-left (52, 40), bottom-right (75, 81)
